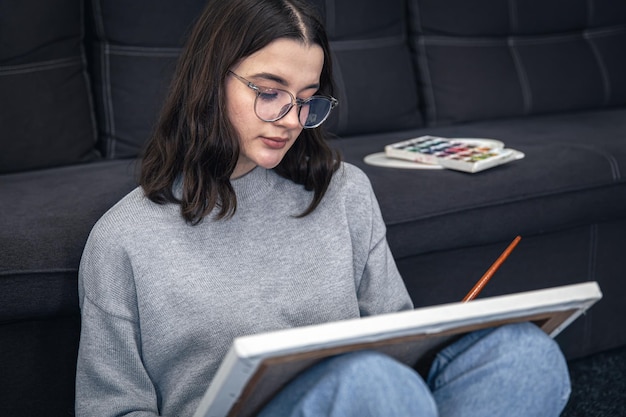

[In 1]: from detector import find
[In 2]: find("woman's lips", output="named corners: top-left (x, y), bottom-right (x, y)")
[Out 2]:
top-left (261, 136), bottom-right (289, 149)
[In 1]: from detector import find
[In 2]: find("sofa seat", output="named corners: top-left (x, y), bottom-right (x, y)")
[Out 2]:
top-left (3, 109), bottom-right (625, 361)
top-left (336, 107), bottom-right (626, 255)
top-left (0, 159), bottom-right (138, 322)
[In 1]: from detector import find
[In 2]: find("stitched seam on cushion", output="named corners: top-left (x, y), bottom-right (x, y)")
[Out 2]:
top-left (91, 0), bottom-right (106, 39)
top-left (424, 35), bottom-right (571, 46)
top-left (385, 182), bottom-right (626, 226)
top-left (517, 33), bottom-right (586, 45)
top-left (325, 0), bottom-right (335, 37)
top-left (0, 57), bottom-right (81, 76)
top-left (92, 0), bottom-right (116, 158)
top-left (419, 26), bottom-right (625, 46)
top-left (583, 31), bottom-right (611, 106)
top-left (587, 0), bottom-right (594, 27)
top-left (421, 28), bottom-right (624, 47)
top-left (417, 37), bottom-right (437, 123)
top-left (584, 223), bottom-right (597, 352)
top-left (330, 35), bottom-right (406, 51)
top-left (407, 0), bottom-right (436, 124)
top-left (411, 0), bottom-right (424, 34)
top-left (407, 0), bottom-right (428, 123)
top-left (0, 268), bottom-right (77, 277)
top-left (102, 42), bottom-right (116, 158)
top-left (585, 25), bottom-right (626, 37)
top-left (79, 0), bottom-right (99, 150)
top-left (587, 223), bottom-right (598, 283)
top-left (99, 43), bottom-right (113, 158)
top-left (514, 27), bottom-right (626, 44)
top-left (421, 36), bottom-right (507, 46)
top-left (508, 38), bottom-right (532, 114)
top-left (509, 0), bottom-right (519, 33)
top-left (330, 50), bottom-right (349, 133)
top-left (583, 26), bottom-right (626, 106)
top-left (107, 45), bottom-right (182, 57)
top-left (570, 143), bottom-right (621, 180)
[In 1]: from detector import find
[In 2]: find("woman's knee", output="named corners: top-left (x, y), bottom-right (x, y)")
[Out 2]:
top-left (261, 350), bottom-right (438, 417)
top-left (428, 323), bottom-right (571, 417)
top-left (484, 323), bottom-right (571, 406)
top-left (326, 351), bottom-right (437, 413)
top-left (328, 350), bottom-right (416, 380)
top-left (492, 323), bottom-right (570, 373)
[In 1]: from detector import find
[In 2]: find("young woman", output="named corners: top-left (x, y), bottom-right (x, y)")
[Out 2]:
top-left (75, 0), bottom-right (571, 416)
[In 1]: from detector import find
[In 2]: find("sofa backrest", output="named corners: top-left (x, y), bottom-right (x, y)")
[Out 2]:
top-left (89, 0), bottom-right (206, 159)
top-left (90, 0), bottom-right (426, 158)
top-left (311, 0), bottom-right (424, 137)
top-left (409, 0), bottom-right (626, 125)
top-left (0, 0), bottom-right (99, 174)
top-left (2, 0), bottom-right (626, 174)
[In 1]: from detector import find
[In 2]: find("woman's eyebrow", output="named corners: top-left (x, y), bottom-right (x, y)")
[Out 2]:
top-left (252, 72), bottom-right (319, 90)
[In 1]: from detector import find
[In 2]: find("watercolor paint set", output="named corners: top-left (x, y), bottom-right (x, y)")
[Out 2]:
top-left (384, 135), bottom-right (524, 173)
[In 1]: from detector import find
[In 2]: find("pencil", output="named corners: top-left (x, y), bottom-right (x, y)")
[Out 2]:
top-left (462, 235), bottom-right (522, 302)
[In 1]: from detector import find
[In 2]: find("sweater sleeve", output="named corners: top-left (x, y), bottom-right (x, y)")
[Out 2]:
top-left (343, 164), bottom-right (414, 316)
top-left (75, 219), bottom-right (161, 417)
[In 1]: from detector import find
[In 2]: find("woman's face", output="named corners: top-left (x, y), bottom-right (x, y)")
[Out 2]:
top-left (226, 38), bottom-right (325, 178)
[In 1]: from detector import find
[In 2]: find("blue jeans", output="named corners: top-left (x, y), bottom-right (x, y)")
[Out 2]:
top-left (258, 322), bottom-right (571, 417)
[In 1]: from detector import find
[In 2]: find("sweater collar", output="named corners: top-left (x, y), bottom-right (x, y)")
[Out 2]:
top-left (230, 166), bottom-right (274, 201)
top-left (171, 166), bottom-right (274, 202)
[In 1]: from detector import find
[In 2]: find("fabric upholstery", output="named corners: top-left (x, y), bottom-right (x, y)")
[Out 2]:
top-left (409, 0), bottom-right (626, 125)
top-left (0, 160), bottom-right (138, 321)
top-left (0, 0), bottom-right (99, 174)
top-left (334, 108), bottom-right (626, 256)
top-left (89, 0), bottom-right (206, 158)
top-left (0, 317), bottom-right (80, 416)
top-left (89, 0), bottom-right (425, 155)
top-left (311, 0), bottom-right (424, 136)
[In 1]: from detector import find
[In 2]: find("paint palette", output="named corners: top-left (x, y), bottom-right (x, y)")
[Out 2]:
top-left (384, 136), bottom-right (524, 173)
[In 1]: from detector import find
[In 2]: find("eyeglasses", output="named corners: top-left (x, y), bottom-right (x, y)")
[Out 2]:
top-left (229, 71), bottom-right (338, 129)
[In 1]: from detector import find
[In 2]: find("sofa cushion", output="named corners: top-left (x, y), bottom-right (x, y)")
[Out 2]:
top-left (89, 0), bottom-right (425, 156)
top-left (89, 0), bottom-right (206, 158)
top-left (0, 0), bottom-right (99, 174)
top-left (409, 0), bottom-right (626, 125)
top-left (310, 0), bottom-right (424, 136)
top-left (0, 316), bottom-right (81, 416)
top-left (0, 160), bottom-right (138, 321)
top-left (333, 108), bottom-right (626, 257)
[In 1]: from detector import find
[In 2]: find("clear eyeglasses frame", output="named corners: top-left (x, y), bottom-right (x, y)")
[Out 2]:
top-left (229, 71), bottom-right (338, 129)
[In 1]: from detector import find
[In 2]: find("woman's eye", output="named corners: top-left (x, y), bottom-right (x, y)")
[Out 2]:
top-left (258, 89), bottom-right (279, 102)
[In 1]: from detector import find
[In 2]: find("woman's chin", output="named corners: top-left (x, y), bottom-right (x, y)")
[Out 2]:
top-left (255, 154), bottom-right (287, 170)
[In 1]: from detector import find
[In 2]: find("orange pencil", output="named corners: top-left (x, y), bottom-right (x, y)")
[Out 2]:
top-left (462, 235), bottom-right (522, 302)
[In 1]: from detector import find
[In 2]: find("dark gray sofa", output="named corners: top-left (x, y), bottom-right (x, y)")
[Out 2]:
top-left (1, 0), bottom-right (625, 415)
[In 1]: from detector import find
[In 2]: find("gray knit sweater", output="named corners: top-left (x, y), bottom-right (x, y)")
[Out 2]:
top-left (75, 162), bottom-right (413, 417)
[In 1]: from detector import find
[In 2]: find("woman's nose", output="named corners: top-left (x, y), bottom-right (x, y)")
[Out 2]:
top-left (276, 104), bottom-right (302, 129)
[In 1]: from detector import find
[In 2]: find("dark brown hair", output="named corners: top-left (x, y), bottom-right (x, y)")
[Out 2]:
top-left (139, 0), bottom-right (341, 224)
